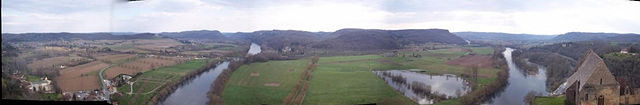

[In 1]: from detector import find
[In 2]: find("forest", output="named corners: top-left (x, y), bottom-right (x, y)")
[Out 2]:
top-left (516, 41), bottom-right (640, 90)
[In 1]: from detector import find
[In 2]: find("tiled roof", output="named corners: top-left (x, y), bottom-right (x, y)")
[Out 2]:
top-left (564, 49), bottom-right (606, 91)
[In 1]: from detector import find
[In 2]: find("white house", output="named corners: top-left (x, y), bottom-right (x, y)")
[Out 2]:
top-left (28, 77), bottom-right (53, 93)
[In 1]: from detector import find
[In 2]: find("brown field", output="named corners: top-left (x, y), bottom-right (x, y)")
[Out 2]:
top-left (28, 56), bottom-right (85, 70)
top-left (104, 66), bottom-right (139, 79)
top-left (445, 55), bottom-right (494, 68)
top-left (132, 39), bottom-right (182, 51)
top-left (104, 56), bottom-right (190, 79)
top-left (56, 61), bottom-right (109, 92)
top-left (96, 54), bottom-right (138, 63)
top-left (449, 48), bottom-right (473, 52)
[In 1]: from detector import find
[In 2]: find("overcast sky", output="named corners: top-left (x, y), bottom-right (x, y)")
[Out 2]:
top-left (2, 0), bottom-right (639, 34)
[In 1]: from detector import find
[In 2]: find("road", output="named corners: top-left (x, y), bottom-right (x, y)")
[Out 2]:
top-left (98, 65), bottom-right (111, 103)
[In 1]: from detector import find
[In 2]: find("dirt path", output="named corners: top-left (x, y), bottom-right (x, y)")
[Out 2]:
top-left (128, 82), bottom-right (135, 94)
top-left (128, 76), bottom-right (151, 105)
top-left (141, 83), bottom-right (167, 94)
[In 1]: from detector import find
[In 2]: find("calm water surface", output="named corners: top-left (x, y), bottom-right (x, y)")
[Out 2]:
top-left (374, 70), bottom-right (471, 104)
top-left (158, 62), bottom-right (229, 105)
top-left (486, 48), bottom-right (548, 105)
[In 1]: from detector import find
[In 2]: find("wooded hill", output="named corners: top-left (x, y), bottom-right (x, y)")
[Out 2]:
top-left (1, 33), bottom-right (158, 42)
top-left (454, 32), bottom-right (556, 41)
top-left (551, 32), bottom-right (640, 42)
top-left (516, 41), bottom-right (640, 90)
top-left (224, 28), bottom-right (467, 51)
top-left (312, 29), bottom-right (467, 50)
top-left (159, 30), bottom-right (230, 42)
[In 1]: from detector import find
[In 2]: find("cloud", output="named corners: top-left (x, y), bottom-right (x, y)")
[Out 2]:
top-left (2, 0), bottom-right (639, 34)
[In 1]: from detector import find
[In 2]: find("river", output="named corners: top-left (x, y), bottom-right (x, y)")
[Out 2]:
top-left (159, 42), bottom-right (262, 105)
top-left (158, 62), bottom-right (229, 105)
top-left (486, 48), bottom-right (548, 105)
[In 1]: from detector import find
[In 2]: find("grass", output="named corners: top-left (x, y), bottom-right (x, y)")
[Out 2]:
top-left (39, 93), bottom-right (61, 100)
top-left (220, 46), bottom-right (500, 105)
top-left (304, 59), bottom-right (415, 105)
top-left (114, 59), bottom-right (207, 105)
top-left (223, 59), bottom-right (310, 105)
top-left (27, 75), bottom-right (42, 82)
top-left (317, 55), bottom-right (382, 63)
top-left (534, 96), bottom-right (565, 105)
top-left (109, 45), bottom-right (133, 50)
top-left (463, 46), bottom-right (494, 55)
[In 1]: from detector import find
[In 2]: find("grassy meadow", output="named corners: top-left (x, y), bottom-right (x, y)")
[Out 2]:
top-left (114, 59), bottom-right (207, 105)
top-left (220, 46), bottom-right (501, 105)
top-left (222, 59), bottom-right (310, 105)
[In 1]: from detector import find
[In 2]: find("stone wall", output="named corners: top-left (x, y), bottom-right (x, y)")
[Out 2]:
top-left (620, 94), bottom-right (640, 105)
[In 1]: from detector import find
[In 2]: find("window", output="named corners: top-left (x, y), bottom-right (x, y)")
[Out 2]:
top-left (600, 79), bottom-right (602, 85)
top-left (585, 94), bottom-right (589, 100)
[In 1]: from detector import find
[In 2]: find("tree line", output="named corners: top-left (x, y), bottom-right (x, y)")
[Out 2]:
top-left (456, 46), bottom-right (510, 105)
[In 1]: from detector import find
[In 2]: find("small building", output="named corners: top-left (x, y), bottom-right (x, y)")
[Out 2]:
top-left (564, 49), bottom-right (619, 105)
top-left (28, 77), bottom-right (53, 93)
top-left (620, 48), bottom-right (629, 54)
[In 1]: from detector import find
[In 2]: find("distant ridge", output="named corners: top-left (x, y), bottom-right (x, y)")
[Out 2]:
top-left (312, 29), bottom-right (466, 50)
top-left (550, 32), bottom-right (640, 42)
top-left (160, 30), bottom-right (229, 41)
top-left (453, 32), bottom-right (555, 41)
top-left (1, 33), bottom-right (157, 42)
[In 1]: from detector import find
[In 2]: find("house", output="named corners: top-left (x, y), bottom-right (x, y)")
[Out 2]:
top-left (620, 48), bottom-right (629, 54)
top-left (28, 77), bottom-right (53, 93)
top-left (564, 49), bottom-right (619, 105)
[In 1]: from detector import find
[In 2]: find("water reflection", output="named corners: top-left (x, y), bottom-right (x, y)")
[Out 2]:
top-left (247, 43), bottom-right (262, 55)
top-left (485, 48), bottom-right (548, 105)
top-left (374, 70), bottom-right (471, 104)
top-left (158, 62), bottom-right (229, 105)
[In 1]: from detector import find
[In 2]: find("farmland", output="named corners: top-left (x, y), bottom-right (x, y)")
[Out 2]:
top-left (104, 56), bottom-right (190, 79)
top-left (95, 54), bottom-right (138, 64)
top-left (56, 61), bottom-right (109, 92)
top-left (222, 59), bottom-right (310, 105)
top-left (220, 46), bottom-right (501, 105)
top-left (113, 59), bottom-right (208, 105)
top-left (27, 56), bottom-right (87, 70)
top-left (106, 39), bottom-right (184, 53)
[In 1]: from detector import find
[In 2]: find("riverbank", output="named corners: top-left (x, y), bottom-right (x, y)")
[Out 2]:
top-left (111, 59), bottom-right (221, 105)
top-left (147, 59), bottom-right (221, 105)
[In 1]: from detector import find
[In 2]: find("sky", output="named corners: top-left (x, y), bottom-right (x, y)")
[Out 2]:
top-left (2, 0), bottom-right (639, 35)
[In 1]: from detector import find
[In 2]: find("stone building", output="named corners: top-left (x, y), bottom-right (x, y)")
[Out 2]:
top-left (564, 49), bottom-right (619, 105)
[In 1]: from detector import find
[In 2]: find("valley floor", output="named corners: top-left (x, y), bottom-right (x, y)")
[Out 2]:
top-left (221, 46), bottom-right (502, 105)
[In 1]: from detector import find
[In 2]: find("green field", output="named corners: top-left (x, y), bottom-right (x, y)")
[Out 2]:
top-left (534, 96), bottom-right (565, 105)
top-left (39, 93), bottom-right (61, 100)
top-left (221, 46), bottom-right (500, 105)
top-left (223, 59), bottom-right (310, 105)
top-left (108, 45), bottom-right (133, 50)
top-left (27, 75), bottom-right (42, 82)
top-left (113, 59), bottom-right (208, 105)
top-left (304, 58), bottom-right (415, 105)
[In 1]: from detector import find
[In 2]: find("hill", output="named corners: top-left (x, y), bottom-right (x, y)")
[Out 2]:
top-left (312, 29), bottom-right (466, 50)
top-left (454, 32), bottom-right (555, 41)
top-left (225, 30), bottom-right (323, 53)
top-left (159, 30), bottom-right (229, 41)
top-left (312, 29), bottom-right (401, 50)
top-left (1, 33), bottom-right (157, 42)
top-left (391, 29), bottom-right (467, 44)
top-left (550, 32), bottom-right (640, 42)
